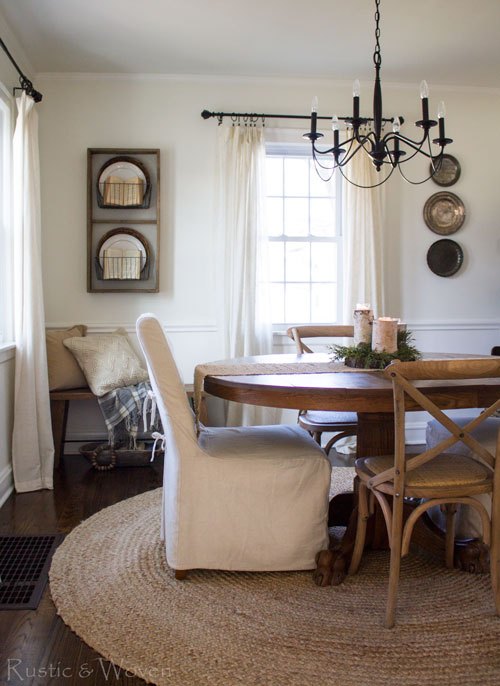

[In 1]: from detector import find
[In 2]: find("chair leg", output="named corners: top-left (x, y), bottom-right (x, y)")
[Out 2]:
top-left (174, 569), bottom-right (189, 580)
top-left (443, 503), bottom-right (458, 569)
top-left (491, 477), bottom-right (500, 615)
top-left (348, 481), bottom-right (369, 575)
top-left (324, 429), bottom-right (357, 456)
top-left (385, 493), bottom-right (404, 629)
top-left (312, 431), bottom-right (322, 445)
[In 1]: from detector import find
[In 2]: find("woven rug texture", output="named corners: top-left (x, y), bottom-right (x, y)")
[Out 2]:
top-left (49, 467), bottom-right (500, 686)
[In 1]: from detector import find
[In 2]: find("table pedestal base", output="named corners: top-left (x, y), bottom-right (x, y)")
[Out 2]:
top-left (315, 412), bottom-right (393, 586)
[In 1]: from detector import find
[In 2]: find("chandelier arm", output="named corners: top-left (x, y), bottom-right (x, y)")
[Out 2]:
top-left (379, 133), bottom-right (428, 165)
top-left (392, 132), bottom-right (434, 155)
top-left (312, 149), bottom-right (337, 171)
top-left (396, 164), bottom-right (440, 186)
top-left (396, 130), bottom-right (444, 184)
top-left (382, 132), bottom-right (445, 164)
top-left (311, 144), bottom-right (336, 156)
top-left (338, 135), bottom-right (377, 167)
top-left (339, 162), bottom-right (395, 189)
top-left (313, 129), bottom-right (359, 156)
top-left (312, 161), bottom-right (336, 182)
top-left (384, 128), bottom-right (429, 149)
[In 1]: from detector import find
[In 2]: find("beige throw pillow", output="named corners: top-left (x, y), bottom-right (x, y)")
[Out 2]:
top-left (46, 325), bottom-right (88, 391)
top-left (63, 331), bottom-right (148, 397)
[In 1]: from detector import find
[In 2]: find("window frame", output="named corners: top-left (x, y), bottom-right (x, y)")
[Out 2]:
top-left (264, 141), bottom-right (343, 331)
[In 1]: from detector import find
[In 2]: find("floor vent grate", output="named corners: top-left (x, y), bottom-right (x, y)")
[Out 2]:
top-left (0, 534), bottom-right (64, 610)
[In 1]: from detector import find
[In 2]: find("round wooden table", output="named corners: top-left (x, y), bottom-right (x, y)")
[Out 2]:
top-left (203, 352), bottom-right (500, 458)
top-left (203, 353), bottom-right (500, 584)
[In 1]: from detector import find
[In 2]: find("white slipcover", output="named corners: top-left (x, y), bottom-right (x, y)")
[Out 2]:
top-left (136, 314), bottom-right (331, 572)
top-left (426, 416), bottom-right (500, 538)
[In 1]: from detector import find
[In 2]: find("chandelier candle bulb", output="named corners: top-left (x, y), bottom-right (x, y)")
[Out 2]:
top-left (438, 100), bottom-right (446, 139)
top-left (332, 115), bottom-right (340, 148)
top-left (311, 96), bottom-right (318, 136)
top-left (372, 317), bottom-right (398, 353)
top-left (420, 80), bottom-right (430, 121)
top-left (353, 306), bottom-right (374, 346)
top-left (353, 79), bottom-right (360, 119)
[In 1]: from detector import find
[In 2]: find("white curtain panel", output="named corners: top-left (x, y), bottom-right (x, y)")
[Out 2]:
top-left (11, 93), bottom-right (54, 492)
top-left (217, 126), bottom-right (278, 426)
top-left (342, 149), bottom-right (385, 318)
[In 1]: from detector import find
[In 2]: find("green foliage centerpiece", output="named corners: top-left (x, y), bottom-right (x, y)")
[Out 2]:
top-left (330, 329), bottom-right (421, 370)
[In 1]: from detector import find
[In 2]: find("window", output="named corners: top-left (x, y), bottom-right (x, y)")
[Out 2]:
top-left (265, 145), bottom-right (342, 327)
top-left (0, 83), bottom-right (13, 343)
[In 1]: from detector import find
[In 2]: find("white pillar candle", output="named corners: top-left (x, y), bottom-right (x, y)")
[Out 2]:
top-left (353, 305), bottom-right (373, 346)
top-left (372, 317), bottom-right (398, 353)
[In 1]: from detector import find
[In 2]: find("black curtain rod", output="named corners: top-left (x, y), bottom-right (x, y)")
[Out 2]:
top-left (201, 109), bottom-right (396, 125)
top-left (0, 36), bottom-right (42, 102)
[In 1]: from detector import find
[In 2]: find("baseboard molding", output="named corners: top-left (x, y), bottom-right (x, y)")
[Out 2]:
top-left (0, 464), bottom-right (14, 508)
top-left (404, 421), bottom-right (428, 445)
top-left (64, 430), bottom-right (108, 455)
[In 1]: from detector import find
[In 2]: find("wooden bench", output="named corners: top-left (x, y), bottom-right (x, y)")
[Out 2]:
top-left (50, 384), bottom-right (206, 467)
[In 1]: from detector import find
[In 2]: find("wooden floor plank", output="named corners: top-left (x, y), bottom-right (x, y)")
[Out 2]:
top-left (0, 454), bottom-right (163, 685)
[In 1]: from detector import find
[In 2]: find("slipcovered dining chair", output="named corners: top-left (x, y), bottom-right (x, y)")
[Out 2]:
top-left (348, 358), bottom-right (500, 628)
top-left (287, 325), bottom-right (358, 454)
top-left (136, 314), bottom-right (331, 578)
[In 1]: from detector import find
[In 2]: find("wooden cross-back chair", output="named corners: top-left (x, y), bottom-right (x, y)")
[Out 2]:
top-left (286, 325), bottom-right (358, 455)
top-left (348, 357), bottom-right (500, 628)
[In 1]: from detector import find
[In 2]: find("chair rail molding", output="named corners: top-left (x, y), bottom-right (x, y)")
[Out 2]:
top-left (0, 343), bottom-right (16, 364)
top-left (45, 322), bottom-right (218, 334)
top-left (408, 319), bottom-right (500, 332)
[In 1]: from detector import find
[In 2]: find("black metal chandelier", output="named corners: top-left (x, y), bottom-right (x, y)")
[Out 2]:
top-left (303, 0), bottom-right (452, 188)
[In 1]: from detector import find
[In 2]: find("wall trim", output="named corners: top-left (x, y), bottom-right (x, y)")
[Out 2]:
top-left (407, 320), bottom-right (500, 332)
top-left (0, 464), bottom-right (13, 509)
top-left (0, 343), bottom-right (15, 364)
top-left (35, 71), bottom-right (500, 95)
top-left (274, 319), bottom-right (500, 340)
top-left (45, 323), bottom-right (218, 334)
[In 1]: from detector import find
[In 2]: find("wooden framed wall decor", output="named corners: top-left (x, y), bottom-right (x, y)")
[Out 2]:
top-left (87, 148), bottom-right (160, 292)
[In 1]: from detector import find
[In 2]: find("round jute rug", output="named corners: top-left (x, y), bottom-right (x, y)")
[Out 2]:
top-left (50, 469), bottom-right (500, 686)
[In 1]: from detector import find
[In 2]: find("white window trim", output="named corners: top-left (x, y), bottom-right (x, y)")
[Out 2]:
top-left (264, 139), bottom-right (343, 331)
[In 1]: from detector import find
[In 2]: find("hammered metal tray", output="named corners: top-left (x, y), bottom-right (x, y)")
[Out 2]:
top-left (423, 192), bottom-right (465, 235)
top-left (430, 154), bottom-right (461, 187)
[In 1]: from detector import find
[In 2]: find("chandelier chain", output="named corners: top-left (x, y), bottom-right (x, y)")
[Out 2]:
top-left (373, 0), bottom-right (382, 68)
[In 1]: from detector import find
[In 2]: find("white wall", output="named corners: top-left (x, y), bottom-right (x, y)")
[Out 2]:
top-left (37, 76), bottom-right (500, 350)
top-left (35, 74), bottom-right (500, 444)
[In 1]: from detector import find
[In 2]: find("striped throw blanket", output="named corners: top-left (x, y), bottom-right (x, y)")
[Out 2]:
top-left (97, 380), bottom-right (161, 448)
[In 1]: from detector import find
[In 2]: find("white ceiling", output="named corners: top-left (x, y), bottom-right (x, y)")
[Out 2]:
top-left (0, 0), bottom-right (499, 88)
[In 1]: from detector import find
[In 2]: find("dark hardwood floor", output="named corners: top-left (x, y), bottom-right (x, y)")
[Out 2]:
top-left (0, 454), bottom-right (164, 685)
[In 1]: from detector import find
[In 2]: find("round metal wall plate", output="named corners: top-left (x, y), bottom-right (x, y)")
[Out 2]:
top-left (426, 239), bottom-right (464, 277)
top-left (423, 192), bottom-right (465, 235)
top-left (430, 154), bottom-right (461, 187)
